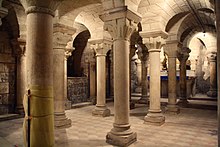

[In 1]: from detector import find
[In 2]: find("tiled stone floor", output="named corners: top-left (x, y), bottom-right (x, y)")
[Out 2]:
top-left (0, 99), bottom-right (217, 147)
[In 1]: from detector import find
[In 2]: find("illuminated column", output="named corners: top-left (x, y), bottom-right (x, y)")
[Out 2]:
top-left (137, 46), bottom-right (149, 104)
top-left (140, 30), bottom-right (168, 125)
top-left (207, 52), bottom-right (217, 97)
top-left (177, 47), bottom-right (191, 106)
top-left (100, 7), bottom-right (141, 146)
top-left (89, 39), bottom-right (112, 117)
top-left (164, 41), bottom-right (181, 114)
top-left (15, 39), bottom-right (26, 114)
top-left (20, 0), bottom-right (61, 146)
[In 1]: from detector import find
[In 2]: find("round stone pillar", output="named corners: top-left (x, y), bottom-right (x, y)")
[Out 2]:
top-left (53, 48), bottom-right (71, 128)
top-left (15, 39), bottom-right (26, 114)
top-left (24, 6), bottom-right (56, 146)
top-left (177, 47), bottom-right (190, 106)
top-left (167, 56), bottom-right (179, 113)
top-left (140, 31), bottom-right (168, 126)
top-left (144, 48), bottom-right (165, 125)
top-left (207, 52), bottom-right (217, 97)
top-left (92, 53), bottom-right (110, 117)
top-left (100, 8), bottom-right (141, 146)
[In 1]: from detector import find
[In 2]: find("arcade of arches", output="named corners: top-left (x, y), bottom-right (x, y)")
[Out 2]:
top-left (0, 0), bottom-right (219, 146)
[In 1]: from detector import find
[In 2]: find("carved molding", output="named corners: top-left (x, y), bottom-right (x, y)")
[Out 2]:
top-left (177, 47), bottom-right (191, 62)
top-left (140, 30), bottom-right (168, 50)
top-left (104, 18), bottom-right (136, 41)
top-left (207, 51), bottom-right (217, 62)
top-left (89, 38), bottom-right (113, 55)
top-left (65, 47), bottom-right (75, 60)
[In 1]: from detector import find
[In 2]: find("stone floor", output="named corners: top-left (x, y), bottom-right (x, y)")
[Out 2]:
top-left (0, 98), bottom-right (217, 147)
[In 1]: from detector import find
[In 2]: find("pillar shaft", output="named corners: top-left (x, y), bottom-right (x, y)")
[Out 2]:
top-left (90, 62), bottom-right (96, 101)
top-left (16, 42), bottom-right (26, 114)
top-left (207, 52), bottom-right (217, 97)
top-left (53, 48), bottom-right (71, 128)
top-left (140, 31), bottom-right (168, 126)
top-left (26, 12), bottom-right (54, 147)
top-left (92, 52), bottom-right (110, 117)
top-left (179, 59), bottom-right (187, 100)
top-left (149, 49), bottom-right (161, 111)
top-left (100, 8), bottom-right (141, 146)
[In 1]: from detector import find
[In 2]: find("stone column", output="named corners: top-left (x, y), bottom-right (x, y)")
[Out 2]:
top-left (140, 31), bottom-right (168, 125)
top-left (89, 39), bottom-right (112, 117)
top-left (0, 0), bottom-right (8, 26)
top-left (137, 46), bottom-right (149, 104)
top-left (207, 52), bottom-right (217, 97)
top-left (20, 1), bottom-right (61, 146)
top-left (100, 7), bottom-right (141, 146)
top-left (53, 24), bottom-right (74, 128)
top-left (89, 53), bottom-right (96, 104)
top-left (177, 47), bottom-right (191, 106)
top-left (135, 59), bottom-right (142, 92)
top-left (164, 41), bottom-right (181, 114)
top-left (16, 39), bottom-right (26, 114)
top-left (64, 48), bottom-right (74, 109)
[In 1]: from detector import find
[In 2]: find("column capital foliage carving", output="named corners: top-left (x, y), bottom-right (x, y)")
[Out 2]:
top-left (64, 47), bottom-right (75, 60)
top-left (164, 40), bottom-right (182, 58)
top-left (100, 6), bottom-right (141, 41)
top-left (137, 44), bottom-right (148, 61)
top-left (177, 47), bottom-right (191, 62)
top-left (20, 0), bottom-right (62, 16)
top-left (140, 30), bottom-right (168, 50)
top-left (88, 38), bottom-right (113, 55)
top-left (11, 38), bottom-right (26, 57)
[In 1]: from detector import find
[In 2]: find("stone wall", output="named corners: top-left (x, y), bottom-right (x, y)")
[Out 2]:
top-left (0, 32), bottom-right (16, 114)
top-left (67, 77), bottom-right (89, 104)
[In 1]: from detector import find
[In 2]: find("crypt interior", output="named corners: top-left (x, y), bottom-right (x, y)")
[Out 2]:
top-left (0, 0), bottom-right (219, 146)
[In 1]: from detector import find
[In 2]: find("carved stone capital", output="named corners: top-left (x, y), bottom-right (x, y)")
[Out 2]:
top-left (164, 40), bottom-right (182, 58)
top-left (100, 7), bottom-right (141, 41)
top-left (64, 47), bottom-right (75, 60)
top-left (140, 30), bottom-right (168, 50)
top-left (137, 45), bottom-right (148, 61)
top-left (89, 38), bottom-right (113, 56)
top-left (20, 0), bottom-right (61, 16)
top-left (177, 47), bottom-right (191, 62)
top-left (207, 51), bottom-right (217, 62)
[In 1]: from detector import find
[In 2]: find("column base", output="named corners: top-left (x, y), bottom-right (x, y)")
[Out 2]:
top-left (144, 112), bottom-right (165, 126)
top-left (65, 100), bottom-right (72, 110)
top-left (207, 90), bottom-right (217, 97)
top-left (177, 99), bottom-right (189, 107)
top-left (138, 96), bottom-right (148, 104)
top-left (135, 87), bottom-right (142, 93)
top-left (106, 124), bottom-right (137, 146)
top-left (54, 112), bottom-right (72, 129)
top-left (166, 104), bottom-right (180, 114)
top-left (92, 106), bottom-right (110, 117)
top-left (130, 101), bottom-right (135, 109)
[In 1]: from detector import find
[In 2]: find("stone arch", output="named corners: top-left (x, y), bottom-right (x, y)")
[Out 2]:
top-left (67, 29), bottom-right (91, 77)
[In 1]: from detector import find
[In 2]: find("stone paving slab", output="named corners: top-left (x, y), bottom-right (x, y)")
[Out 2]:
top-left (0, 101), bottom-right (217, 147)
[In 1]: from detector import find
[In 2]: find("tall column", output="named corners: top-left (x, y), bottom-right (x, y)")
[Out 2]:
top-left (89, 39), bottom-right (112, 117)
top-left (177, 47), bottom-right (191, 106)
top-left (64, 48), bottom-right (74, 109)
top-left (0, 0), bottom-right (8, 26)
top-left (100, 7), bottom-right (141, 146)
top-left (140, 31), bottom-right (168, 125)
top-left (20, 1), bottom-right (60, 146)
top-left (137, 46), bottom-right (149, 104)
top-left (15, 39), bottom-right (26, 114)
top-left (164, 41), bottom-right (181, 114)
top-left (207, 52), bottom-right (217, 97)
top-left (136, 59), bottom-right (142, 92)
top-left (53, 24), bottom-right (74, 128)
top-left (215, 1), bottom-right (220, 145)
top-left (89, 52), bottom-right (96, 104)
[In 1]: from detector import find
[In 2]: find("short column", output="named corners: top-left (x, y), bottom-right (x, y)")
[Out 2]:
top-left (100, 7), bottom-right (141, 146)
top-left (140, 31), bottom-right (168, 126)
top-left (177, 47), bottom-right (191, 106)
top-left (207, 52), bottom-right (217, 97)
top-left (53, 48), bottom-right (71, 128)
